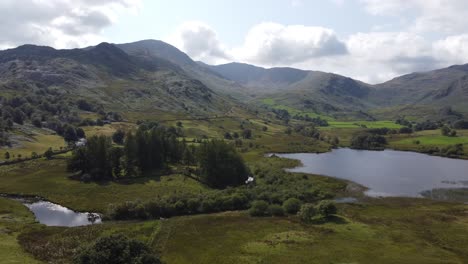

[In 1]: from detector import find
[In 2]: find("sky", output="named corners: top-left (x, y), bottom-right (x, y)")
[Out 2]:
top-left (1, 0), bottom-right (468, 83)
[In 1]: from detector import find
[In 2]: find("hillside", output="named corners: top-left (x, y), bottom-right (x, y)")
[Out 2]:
top-left (0, 42), bottom-right (235, 117)
top-left (206, 62), bottom-right (309, 92)
top-left (207, 60), bottom-right (468, 120)
top-left (368, 65), bottom-right (468, 119)
top-left (117, 40), bottom-right (251, 100)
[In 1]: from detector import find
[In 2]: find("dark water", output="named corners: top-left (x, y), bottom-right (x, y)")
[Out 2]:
top-left (23, 200), bottom-right (101, 227)
top-left (277, 149), bottom-right (468, 197)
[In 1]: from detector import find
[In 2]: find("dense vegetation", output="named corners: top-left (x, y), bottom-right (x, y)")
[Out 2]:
top-left (68, 125), bottom-right (250, 189)
top-left (350, 134), bottom-right (387, 150)
top-left (74, 234), bottom-right (162, 264)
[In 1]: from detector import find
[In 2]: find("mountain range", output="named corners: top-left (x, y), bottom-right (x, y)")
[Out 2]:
top-left (1, 39), bottom-right (467, 121)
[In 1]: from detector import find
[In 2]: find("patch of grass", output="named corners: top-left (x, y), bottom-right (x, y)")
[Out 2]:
top-left (18, 220), bottom-right (160, 264)
top-left (153, 199), bottom-right (468, 264)
top-left (326, 120), bottom-right (403, 129)
top-left (0, 159), bottom-right (208, 212)
top-left (0, 198), bottom-right (42, 264)
top-left (1, 134), bottom-right (66, 161)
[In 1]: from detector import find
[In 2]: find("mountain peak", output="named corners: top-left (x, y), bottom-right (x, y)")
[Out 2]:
top-left (117, 39), bottom-right (195, 66)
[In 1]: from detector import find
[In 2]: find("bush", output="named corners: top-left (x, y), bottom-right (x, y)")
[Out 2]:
top-left (283, 198), bottom-right (302, 215)
top-left (73, 234), bottom-right (161, 264)
top-left (315, 200), bottom-right (337, 218)
top-left (268, 204), bottom-right (285, 216)
top-left (298, 203), bottom-right (317, 223)
top-left (249, 200), bottom-right (269, 217)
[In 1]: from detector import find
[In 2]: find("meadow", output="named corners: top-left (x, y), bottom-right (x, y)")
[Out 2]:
top-left (1, 114), bottom-right (468, 263)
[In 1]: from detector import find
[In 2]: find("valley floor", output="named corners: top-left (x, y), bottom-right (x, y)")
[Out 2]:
top-left (0, 116), bottom-right (468, 263)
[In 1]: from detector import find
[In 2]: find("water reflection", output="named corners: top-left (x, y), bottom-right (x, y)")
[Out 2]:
top-left (24, 201), bottom-right (101, 227)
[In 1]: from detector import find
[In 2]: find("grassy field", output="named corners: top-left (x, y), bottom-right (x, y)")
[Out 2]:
top-left (0, 198), bottom-right (42, 264)
top-left (154, 199), bottom-right (468, 264)
top-left (327, 120), bottom-right (403, 129)
top-left (2, 115), bottom-right (468, 263)
top-left (391, 130), bottom-right (468, 146)
top-left (0, 134), bottom-right (66, 162)
top-left (0, 158), bottom-right (208, 212)
top-left (16, 198), bottom-right (468, 264)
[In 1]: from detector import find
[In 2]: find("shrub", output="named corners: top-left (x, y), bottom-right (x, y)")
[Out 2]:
top-left (73, 234), bottom-right (161, 264)
top-left (268, 204), bottom-right (285, 216)
top-left (249, 200), bottom-right (269, 217)
top-left (315, 200), bottom-right (337, 218)
top-left (298, 203), bottom-right (317, 223)
top-left (283, 198), bottom-right (302, 215)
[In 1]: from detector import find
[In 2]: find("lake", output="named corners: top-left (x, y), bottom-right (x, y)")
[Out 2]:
top-left (277, 149), bottom-right (468, 198)
top-left (23, 200), bottom-right (101, 227)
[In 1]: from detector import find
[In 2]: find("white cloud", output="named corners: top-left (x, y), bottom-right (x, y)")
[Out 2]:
top-left (360, 0), bottom-right (468, 34)
top-left (233, 22), bottom-right (347, 65)
top-left (433, 34), bottom-right (468, 64)
top-left (0, 0), bottom-right (140, 49)
top-left (166, 21), bottom-right (230, 64)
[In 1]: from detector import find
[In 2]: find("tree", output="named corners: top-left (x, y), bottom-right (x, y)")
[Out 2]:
top-left (32, 118), bottom-right (42, 128)
top-left (449, 130), bottom-right (457, 137)
top-left (441, 126), bottom-right (451, 136)
top-left (262, 126), bottom-right (268, 132)
top-left (283, 198), bottom-right (302, 215)
top-left (64, 126), bottom-right (78, 143)
top-left (242, 129), bottom-right (252, 139)
top-left (73, 234), bottom-right (162, 264)
top-left (44, 148), bottom-right (53, 160)
top-left (76, 128), bottom-right (86, 138)
top-left (315, 200), bottom-right (337, 218)
top-left (4, 152), bottom-right (10, 160)
top-left (176, 121), bottom-right (183, 127)
top-left (31, 152), bottom-right (38, 159)
top-left (248, 200), bottom-right (269, 217)
top-left (224, 132), bottom-right (232, 140)
top-left (197, 140), bottom-right (249, 189)
top-left (298, 203), bottom-right (317, 223)
top-left (112, 129), bottom-right (126, 145)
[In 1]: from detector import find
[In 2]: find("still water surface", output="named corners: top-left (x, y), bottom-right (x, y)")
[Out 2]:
top-left (277, 148), bottom-right (468, 197)
top-left (23, 200), bottom-right (101, 227)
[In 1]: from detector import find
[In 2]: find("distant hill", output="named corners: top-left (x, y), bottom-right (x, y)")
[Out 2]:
top-left (1, 39), bottom-right (467, 121)
top-left (206, 62), bottom-right (309, 91)
top-left (205, 60), bottom-right (468, 119)
top-left (0, 42), bottom-right (235, 117)
top-left (117, 40), bottom-right (251, 100)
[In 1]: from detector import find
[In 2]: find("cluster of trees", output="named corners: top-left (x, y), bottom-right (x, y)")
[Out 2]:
top-left (73, 234), bottom-right (162, 264)
top-left (106, 155), bottom-right (333, 221)
top-left (298, 200), bottom-right (337, 223)
top-left (396, 118), bottom-right (442, 131)
top-left (68, 126), bottom-right (189, 181)
top-left (292, 124), bottom-right (321, 139)
top-left (224, 129), bottom-right (252, 140)
top-left (292, 115), bottom-right (329, 126)
top-left (107, 190), bottom-right (251, 220)
top-left (452, 120), bottom-right (468, 129)
top-left (0, 94), bottom-right (121, 144)
top-left (248, 198), bottom-right (301, 217)
top-left (68, 126), bottom-right (250, 189)
top-left (350, 134), bottom-right (387, 150)
top-left (441, 126), bottom-right (457, 137)
top-left (272, 109), bottom-right (290, 122)
top-left (418, 144), bottom-right (465, 158)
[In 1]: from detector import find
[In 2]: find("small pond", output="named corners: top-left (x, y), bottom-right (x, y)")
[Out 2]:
top-left (22, 199), bottom-right (101, 227)
top-left (277, 148), bottom-right (468, 198)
